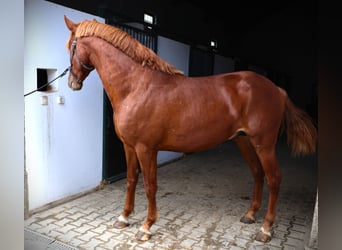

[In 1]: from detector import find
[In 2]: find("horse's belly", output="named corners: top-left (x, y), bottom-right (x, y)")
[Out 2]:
top-left (160, 125), bottom-right (235, 153)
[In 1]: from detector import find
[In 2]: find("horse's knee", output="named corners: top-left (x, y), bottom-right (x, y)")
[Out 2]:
top-left (127, 178), bottom-right (138, 190)
top-left (144, 182), bottom-right (158, 197)
top-left (266, 174), bottom-right (282, 191)
top-left (253, 172), bottom-right (265, 186)
top-left (264, 165), bottom-right (281, 185)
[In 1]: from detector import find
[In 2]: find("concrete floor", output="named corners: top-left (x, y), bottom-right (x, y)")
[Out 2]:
top-left (25, 139), bottom-right (317, 249)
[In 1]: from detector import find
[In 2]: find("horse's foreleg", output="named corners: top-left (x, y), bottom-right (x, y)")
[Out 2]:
top-left (253, 145), bottom-right (282, 243)
top-left (135, 148), bottom-right (158, 241)
top-left (234, 136), bottom-right (265, 224)
top-left (113, 144), bottom-right (139, 229)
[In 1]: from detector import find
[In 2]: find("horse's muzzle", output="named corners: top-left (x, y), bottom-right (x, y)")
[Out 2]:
top-left (68, 75), bottom-right (83, 91)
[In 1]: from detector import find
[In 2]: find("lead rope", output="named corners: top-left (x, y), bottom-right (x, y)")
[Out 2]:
top-left (24, 67), bottom-right (69, 97)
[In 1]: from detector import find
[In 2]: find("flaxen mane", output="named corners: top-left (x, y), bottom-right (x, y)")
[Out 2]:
top-left (69, 20), bottom-right (183, 75)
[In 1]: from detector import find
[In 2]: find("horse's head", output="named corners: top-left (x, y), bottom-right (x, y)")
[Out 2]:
top-left (64, 16), bottom-right (94, 91)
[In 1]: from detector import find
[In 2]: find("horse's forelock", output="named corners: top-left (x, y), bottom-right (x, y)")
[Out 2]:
top-left (65, 32), bottom-right (75, 51)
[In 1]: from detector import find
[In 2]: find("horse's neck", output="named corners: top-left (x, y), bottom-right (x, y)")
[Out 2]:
top-left (87, 38), bottom-right (143, 110)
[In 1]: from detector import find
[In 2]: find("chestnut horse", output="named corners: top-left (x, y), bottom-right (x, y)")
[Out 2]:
top-left (64, 16), bottom-right (317, 243)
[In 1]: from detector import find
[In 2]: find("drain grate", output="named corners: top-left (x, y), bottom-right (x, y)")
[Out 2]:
top-left (48, 240), bottom-right (79, 250)
top-left (25, 228), bottom-right (79, 250)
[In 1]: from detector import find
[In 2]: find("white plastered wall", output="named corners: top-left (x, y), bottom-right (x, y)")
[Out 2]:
top-left (24, 0), bottom-right (105, 210)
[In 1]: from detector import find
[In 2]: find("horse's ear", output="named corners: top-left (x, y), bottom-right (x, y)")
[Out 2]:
top-left (64, 15), bottom-right (78, 32)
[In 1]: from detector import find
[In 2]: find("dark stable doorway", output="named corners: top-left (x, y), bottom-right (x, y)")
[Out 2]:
top-left (189, 47), bottom-right (214, 77)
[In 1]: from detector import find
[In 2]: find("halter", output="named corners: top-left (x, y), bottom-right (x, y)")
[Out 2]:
top-left (69, 38), bottom-right (94, 84)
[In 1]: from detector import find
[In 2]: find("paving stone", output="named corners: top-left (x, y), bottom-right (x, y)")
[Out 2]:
top-left (266, 237), bottom-right (284, 248)
top-left (288, 230), bottom-right (306, 240)
top-left (230, 246), bottom-right (246, 250)
top-left (68, 237), bottom-right (86, 247)
top-left (36, 209), bottom-right (65, 219)
top-left (156, 217), bottom-right (170, 227)
top-left (179, 223), bottom-right (196, 233)
top-left (70, 217), bottom-right (89, 227)
top-left (77, 230), bottom-right (99, 242)
top-left (73, 224), bottom-right (95, 234)
top-left (64, 206), bottom-right (85, 215)
top-left (221, 233), bottom-right (236, 243)
top-left (283, 245), bottom-right (297, 250)
top-left (101, 212), bottom-right (116, 221)
top-left (91, 224), bottom-right (108, 235)
top-left (188, 229), bottom-right (205, 239)
top-left (47, 230), bottom-right (64, 239)
top-left (291, 223), bottom-right (307, 233)
top-left (235, 236), bottom-right (250, 248)
top-left (55, 224), bottom-right (77, 234)
top-left (24, 216), bottom-right (37, 226)
top-left (180, 238), bottom-right (198, 249)
top-left (83, 212), bottom-right (102, 220)
top-left (239, 228), bottom-right (255, 240)
top-left (54, 212), bottom-right (72, 220)
top-left (36, 218), bottom-right (57, 227)
top-left (35, 222), bottom-right (59, 235)
top-left (67, 212), bottom-right (86, 221)
top-left (95, 230), bottom-right (116, 242)
top-left (53, 218), bottom-right (73, 227)
top-left (56, 230), bottom-right (82, 243)
top-left (79, 238), bottom-right (105, 249)
top-left (286, 235), bottom-right (306, 247)
top-left (24, 141), bottom-right (317, 250)
top-left (87, 218), bottom-right (107, 227)
top-left (80, 207), bottom-right (98, 215)
top-left (94, 246), bottom-right (108, 250)
top-left (102, 238), bottom-right (122, 249)
top-left (275, 223), bottom-right (289, 233)
top-left (247, 241), bottom-right (271, 249)
top-left (27, 222), bottom-right (43, 231)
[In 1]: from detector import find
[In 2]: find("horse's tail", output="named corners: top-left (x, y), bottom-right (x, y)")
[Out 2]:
top-left (281, 90), bottom-right (317, 156)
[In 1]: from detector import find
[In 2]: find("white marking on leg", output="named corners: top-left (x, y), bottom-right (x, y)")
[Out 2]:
top-left (118, 215), bottom-right (128, 224)
top-left (260, 226), bottom-right (272, 237)
top-left (139, 226), bottom-right (151, 235)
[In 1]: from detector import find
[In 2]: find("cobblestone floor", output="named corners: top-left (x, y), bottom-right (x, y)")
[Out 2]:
top-left (25, 140), bottom-right (317, 249)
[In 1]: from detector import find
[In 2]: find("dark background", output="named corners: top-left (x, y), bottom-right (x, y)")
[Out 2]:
top-left (48, 0), bottom-right (317, 120)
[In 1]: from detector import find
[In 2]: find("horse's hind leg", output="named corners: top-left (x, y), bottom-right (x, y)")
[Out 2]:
top-left (250, 137), bottom-right (282, 243)
top-left (113, 144), bottom-right (140, 229)
top-left (234, 136), bottom-right (265, 224)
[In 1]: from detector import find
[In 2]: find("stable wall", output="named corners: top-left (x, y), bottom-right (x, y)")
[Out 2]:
top-left (24, 0), bottom-right (105, 211)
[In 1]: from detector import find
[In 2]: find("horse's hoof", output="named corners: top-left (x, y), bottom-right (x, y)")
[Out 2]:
top-left (113, 219), bottom-right (129, 229)
top-left (113, 215), bottom-right (129, 229)
top-left (240, 215), bottom-right (255, 224)
top-left (255, 227), bottom-right (272, 243)
top-left (135, 230), bottom-right (152, 242)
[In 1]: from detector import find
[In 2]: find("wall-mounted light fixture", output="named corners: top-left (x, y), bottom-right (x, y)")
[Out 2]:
top-left (210, 39), bottom-right (218, 49)
top-left (143, 12), bottom-right (156, 30)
